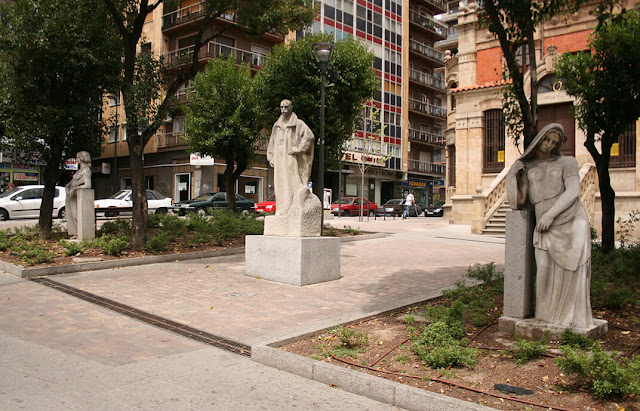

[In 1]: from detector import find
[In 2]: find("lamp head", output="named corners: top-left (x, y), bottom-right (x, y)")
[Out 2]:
top-left (312, 42), bottom-right (334, 64)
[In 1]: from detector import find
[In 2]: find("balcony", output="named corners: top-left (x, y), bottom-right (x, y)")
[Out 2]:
top-left (409, 39), bottom-right (445, 64)
top-left (409, 69), bottom-right (445, 92)
top-left (162, 2), bottom-right (236, 30)
top-left (409, 10), bottom-right (448, 40)
top-left (408, 128), bottom-right (446, 146)
top-left (165, 41), bottom-right (268, 70)
top-left (408, 159), bottom-right (445, 175)
top-left (157, 131), bottom-right (186, 149)
top-left (408, 99), bottom-right (447, 119)
top-left (414, 0), bottom-right (447, 14)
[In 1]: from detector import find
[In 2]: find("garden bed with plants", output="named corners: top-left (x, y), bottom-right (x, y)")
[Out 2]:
top-left (283, 244), bottom-right (640, 411)
top-left (0, 212), bottom-right (365, 268)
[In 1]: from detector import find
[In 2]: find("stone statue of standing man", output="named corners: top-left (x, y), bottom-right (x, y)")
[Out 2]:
top-left (264, 99), bottom-right (322, 237)
top-left (66, 151), bottom-right (95, 240)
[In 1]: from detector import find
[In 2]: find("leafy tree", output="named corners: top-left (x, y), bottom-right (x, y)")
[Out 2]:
top-left (102, 0), bottom-right (317, 249)
top-left (478, 0), bottom-right (581, 149)
top-left (254, 33), bottom-right (378, 198)
top-left (0, 0), bottom-right (121, 239)
top-left (556, 6), bottom-right (640, 253)
top-left (184, 56), bottom-right (260, 212)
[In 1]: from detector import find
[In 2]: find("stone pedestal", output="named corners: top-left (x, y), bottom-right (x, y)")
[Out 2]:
top-left (502, 210), bottom-right (535, 319)
top-left (68, 189), bottom-right (95, 240)
top-left (499, 317), bottom-right (608, 340)
top-left (245, 235), bottom-right (341, 286)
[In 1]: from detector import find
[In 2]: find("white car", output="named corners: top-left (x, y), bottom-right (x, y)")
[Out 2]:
top-left (94, 189), bottom-right (172, 217)
top-left (0, 185), bottom-right (66, 221)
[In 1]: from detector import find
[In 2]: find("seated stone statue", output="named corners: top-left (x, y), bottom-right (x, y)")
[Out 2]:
top-left (506, 123), bottom-right (595, 329)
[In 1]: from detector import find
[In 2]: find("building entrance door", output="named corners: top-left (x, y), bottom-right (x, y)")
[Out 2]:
top-left (174, 173), bottom-right (191, 202)
top-left (538, 103), bottom-right (575, 157)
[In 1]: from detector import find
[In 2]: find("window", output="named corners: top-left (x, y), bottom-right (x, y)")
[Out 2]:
top-left (121, 124), bottom-right (127, 141)
top-left (610, 122), bottom-right (637, 168)
top-left (251, 45), bottom-right (269, 66)
top-left (108, 94), bottom-right (119, 107)
top-left (483, 109), bottom-right (505, 173)
top-left (448, 145), bottom-right (456, 186)
top-left (214, 35), bottom-right (235, 58)
top-left (108, 125), bottom-right (118, 143)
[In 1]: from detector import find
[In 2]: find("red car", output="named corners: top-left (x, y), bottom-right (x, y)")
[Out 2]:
top-left (254, 195), bottom-right (276, 214)
top-left (330, 197), bottom-right (378, 216)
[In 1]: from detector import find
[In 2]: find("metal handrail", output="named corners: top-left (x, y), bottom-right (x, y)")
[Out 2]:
top-left (165, 41), bottom-right (268, 68)
top-left (409, 10), bottom-right (448, 37)
top-left (162, 2), bottom-right (236, 29)
top-left (408, 99), bottom-right (447, 118)
top-left (409, 39), bottom-right (445, 63)
top-left (157, 131), bottom-right (185, 149)
top-left (408, 128), bottom-right (446, 146)
top-left (408, 159), bottom-right (445, 174)
top-left (409, 68), bottom-right (445, 90)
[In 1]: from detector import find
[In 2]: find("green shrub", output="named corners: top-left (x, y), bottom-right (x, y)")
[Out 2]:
top-left (185, 212), bottom-right (214, 232)
top-left (511, 335), bottom-right (548, 364)
top-left (143, 233), bottom-right (171, 253)
top-left (555, 342), bottom-right (640, 398)
top-left (159, 213), bottom-right (185, 234)
top-left (411, 321), bottom-right (478, 369)
top-left (188, 232), bottom-right (213, 247)
top-left (591, 243), bottom-right (640, 310)
top-left (342, 225), bottom-right (361, 235)
top-left (60, 239), bottom-right (85, 256)
top-left (0, 230), bottom-right (16, 251)
top-left (560, 329), bottom-right (593, 350)
top-left (21, 245), bottom-right (54, 265)
top-left (146, 213), bottom-right (163, 229)
top-left (335, 326), bottom-right (368, 348)
top-left (100, 219), bottom-right (131, 235)
top-left (323, 224), bottom-right (339, 237)
top-left (96, 234), bottom-right (130, 256)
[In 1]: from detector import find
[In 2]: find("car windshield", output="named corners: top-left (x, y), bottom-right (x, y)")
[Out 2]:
top-left (109, 190), bottom-right (130, 200)
top-left (431, 201), bottom-right (445, 207)
top-left (0, 188), bottom-right (21, 198)
top-left (192, 193), bottom-right (214, 201)
top-left (338, 198), bottom-right (355, 204)
top-left (385, 199), bottom-right (403, 205)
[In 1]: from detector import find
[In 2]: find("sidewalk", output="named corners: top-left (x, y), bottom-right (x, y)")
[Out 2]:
top-left (0, 218), bottom-right (504, 410)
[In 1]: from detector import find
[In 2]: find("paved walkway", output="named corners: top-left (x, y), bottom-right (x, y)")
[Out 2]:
top-left (0, 217), bottom-right (504, 410)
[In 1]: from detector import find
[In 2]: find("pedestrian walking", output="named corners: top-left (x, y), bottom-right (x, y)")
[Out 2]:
top-left (402, 191), bottom-right (415, 219)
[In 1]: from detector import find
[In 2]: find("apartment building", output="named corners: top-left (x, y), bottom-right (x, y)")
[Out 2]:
top-left (439, 0), bottom-right (640, 234)
top-left (95, 0), bottom-right (448, 208)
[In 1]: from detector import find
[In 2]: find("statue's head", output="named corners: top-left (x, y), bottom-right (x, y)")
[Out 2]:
top-left (521, 123), bottom-right (565, 160)
top-left (280, 99), bottom-right (292, 114)
top-left (77, 151), bottom-right (91, 165)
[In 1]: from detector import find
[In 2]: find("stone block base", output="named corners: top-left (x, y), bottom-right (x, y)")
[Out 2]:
top-left (499, 316), bottom-right (608, 340)
top-left (245, 235), bottom-right (341, 286)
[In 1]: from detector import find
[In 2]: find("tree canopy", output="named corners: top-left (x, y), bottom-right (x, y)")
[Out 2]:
top-left (254, 33), bottom-right (378, 181)
top-left (103, 0), bottom-right (317, 248)
top-left (556, 7), bottom-right (640, 252)
top-left (184, 56), bottom-right (261, 212)
top-left (0, 0), bottom-right (121, 239)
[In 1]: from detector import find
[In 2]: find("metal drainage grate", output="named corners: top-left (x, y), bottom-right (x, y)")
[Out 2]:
top-left (30, 277), bottom-right (251, 357)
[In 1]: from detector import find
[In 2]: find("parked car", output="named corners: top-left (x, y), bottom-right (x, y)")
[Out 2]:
top-left (376, 199), bottom-right (422, 217)
top-left (330, 197), bottom-right (378, 216)
top-left (95, 189), bottom-right (172, 217)
top-left (424, 200), bottom-right (445, 217)
top-left (0, 185), bottom-right (66, 221)
top-left (254, 194), bottom-right (276, 214)
top-left (173, 192), bottom-right (255, 216)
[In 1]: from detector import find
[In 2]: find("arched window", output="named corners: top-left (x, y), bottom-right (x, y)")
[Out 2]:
top-left (483, 109), bottom-right (505, 173)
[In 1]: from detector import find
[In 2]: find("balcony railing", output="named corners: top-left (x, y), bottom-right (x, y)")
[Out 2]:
top-left (162, 2), bottom-right (235, 29)
top-left (409, 39), bottom-right (445, 63)
top-left (165, 41), bottom-right (268, 69)
top-left (157, 131), bottom-right (186, 149)
top-left (409, 69), bottom-right (445, 91)
top-left (409, 10), bottom-right (448, 38)
top-left (418, 0), bottom-right (448, 13)
top-left (408, 128), bottom-right (446, 146)
top-left (408, 99), bottom-right (447, 119)
top-left (408, 159), bottom-right (445, 175)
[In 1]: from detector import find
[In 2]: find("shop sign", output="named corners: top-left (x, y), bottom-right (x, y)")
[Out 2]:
top-left (64, 158), bottom-right (78, 170)
top-left (14, 172), bottom-right (38, 181)
top-left (13, 162), bottom-right (38, 172)
top-left (342, 151), bottom-right (387, 166)
top-left (102, 163), bottom-right (111, 174)
top-left (401, 179), bottom-right (431, 188)
top-left (434, 179), bottom-right (445, 187)
top-left (189, 153), bottom-right (215, 166)
top-left (0, 162), bottom-right (11, 170)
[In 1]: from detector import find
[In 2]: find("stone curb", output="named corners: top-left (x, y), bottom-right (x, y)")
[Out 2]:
top-left (0, 233), bottom-right (386, 279)
top-left (252, 346), bottom-right (493, 411)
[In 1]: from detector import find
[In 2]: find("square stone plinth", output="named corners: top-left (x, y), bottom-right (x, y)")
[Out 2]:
top-left (245, 235), bottom-right (341, 286)
top-left (499, 316), bottom-right (608, 340)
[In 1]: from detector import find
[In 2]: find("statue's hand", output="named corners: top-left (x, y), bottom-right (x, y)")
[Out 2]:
top-left (535, 213), bottom-right (554, 232)
top-left (288, 147), bottom-right (301, 155)
top-left (510, 160), bottom-right (526, 175)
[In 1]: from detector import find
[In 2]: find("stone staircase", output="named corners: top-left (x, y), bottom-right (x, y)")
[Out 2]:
top-left (481, 200), bottom-right (510, 237)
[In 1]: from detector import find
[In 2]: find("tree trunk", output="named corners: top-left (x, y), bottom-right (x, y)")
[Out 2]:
top-left (224, 163), bottom-right (237, 213)
top-left (598, 137), bottom-right (616, 253)
top-left (38, 161), bottom-right (63, 240)
top-left (129, 145), bottom-right (148, 248)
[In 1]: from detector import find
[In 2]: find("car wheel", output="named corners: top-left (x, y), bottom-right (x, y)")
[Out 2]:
top-left (155, 208), bottom-right (168, 215)
top-left (58, 207), bottom-right (66, 219)
top-left (0, 209), bottom-right (8, 221)
top-left (342, 209), bottom-right (350, 216)
top-left (437, 210), bottom-right (444, 217)
top-left (368, 210), bottom-right (375, 217)
top-left (196, 207), bottom-right (207, 216)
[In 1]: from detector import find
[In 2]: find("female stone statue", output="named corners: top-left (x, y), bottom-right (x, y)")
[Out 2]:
top-left (507, 123), bottom-right (595, 329)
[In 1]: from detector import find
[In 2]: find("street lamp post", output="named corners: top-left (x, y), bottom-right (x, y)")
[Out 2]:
top-left (312, 42), bottom-right (334, 236)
